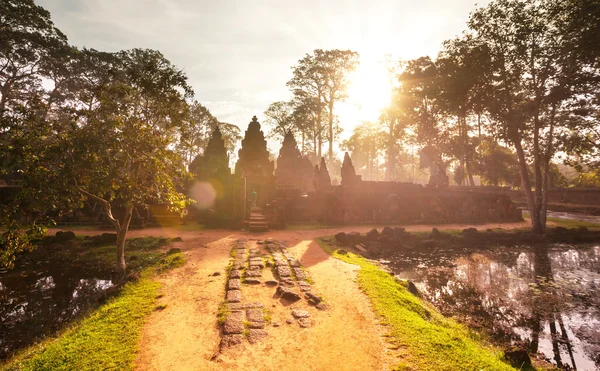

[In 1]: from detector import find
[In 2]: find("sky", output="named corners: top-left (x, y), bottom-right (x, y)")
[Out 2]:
top-left (38, 0), bottom-right (491, 153)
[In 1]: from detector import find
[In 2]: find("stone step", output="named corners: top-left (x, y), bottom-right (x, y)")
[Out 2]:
top-left (249, 222), bottom-right (268, 227)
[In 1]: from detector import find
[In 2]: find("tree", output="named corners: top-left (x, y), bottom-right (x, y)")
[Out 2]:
top-left (287, 49), bottom-right (359, 162)
top-left (177, 101), bottom-right (240, 167)
top-left (66, 48), bottom-right (193, 273)
top-left (341, 121), bottom-right (386, 180)
top-left (263, 100), bottom-right (295, 141)
top-left (467, 0), bottom-right (592, 233)
top-left (2, 47), bottom-right (194, 273)
top-left (178, 101), bottom-right (217, 165)
top-left (289, 96), bottom-right (326, 161)
top-left (473, 138), bottom-right (521, 187)
top-left (1, 0), bottom-right (78, 269)
top-left (436, 36), bottom-right (491, 185)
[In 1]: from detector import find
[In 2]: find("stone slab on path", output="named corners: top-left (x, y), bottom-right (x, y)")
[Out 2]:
top-left (297, 317), bottom-right (311, 328)
top-left (220, 334), bottom-right (244, 348)
top-left (298, 281), bottom-right (312, 292)
top-left (226, 289), bottom-right (241, 303)
top-left (288, 259), bottom-right (301, 267)
top-left (291, 309), bottom-right (310, 318)
top-left (246, 309), bottom-right (264, 323)
top-left (229, 270), bottom-right (241, 279)
top-left (276, 286), bottom-right (301, 302)
top-left (293, 268), bottom-right (306, 280)
top-left (277, 265), bottom-right (291, 277)
top-left (243, 277), bottom-right (261, 285)
top-left (228, 279), bottom-right (241, 290)
top-left (244, 270), bottom-right (262, 278)
top-left (223, 312), bottom-right (244, 334)
top-left (247, 329), bottom-right (268, 344)
top-left (249, 259), bottom-right (265, 269)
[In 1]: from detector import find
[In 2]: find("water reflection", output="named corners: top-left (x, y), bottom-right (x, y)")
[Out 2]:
top-left (387, 244), bottom-right (600, 370)
top-left (0, 270), bottom-right (113, 359)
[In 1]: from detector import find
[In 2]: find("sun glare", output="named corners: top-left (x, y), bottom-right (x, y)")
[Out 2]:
top-left (338, 56), bottom-right (393, 135)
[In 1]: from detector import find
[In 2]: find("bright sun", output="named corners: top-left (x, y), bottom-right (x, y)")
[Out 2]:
top-left (339, 56), bottom-right (393, 126)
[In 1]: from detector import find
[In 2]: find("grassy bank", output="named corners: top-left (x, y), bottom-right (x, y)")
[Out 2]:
top-left (546, 217), bottom-right (600, 230)
top-left (1, 238), bottom-right (185, 371)
top-left (317, 237), bottom-right (532, 371)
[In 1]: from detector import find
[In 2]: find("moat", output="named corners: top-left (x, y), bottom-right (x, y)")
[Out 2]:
top-left (385, 243), bottom-right (600, 370)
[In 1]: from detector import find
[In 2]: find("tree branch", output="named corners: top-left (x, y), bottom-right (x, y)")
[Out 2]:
top-left (74, 179), bottom-right (120, 230)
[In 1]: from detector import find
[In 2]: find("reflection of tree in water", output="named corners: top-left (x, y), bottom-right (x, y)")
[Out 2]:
top-left (415, 245), bottom-right (600, 370)
top-left (528, 246), bottom-right (574, 369)
top-left (0, 271), bottom-right (112, 360)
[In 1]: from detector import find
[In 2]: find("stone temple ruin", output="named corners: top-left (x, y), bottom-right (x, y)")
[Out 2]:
top-left (187, 116), bottom-right (522, 231)
top-left (39, 115), bottom-right (522, 230)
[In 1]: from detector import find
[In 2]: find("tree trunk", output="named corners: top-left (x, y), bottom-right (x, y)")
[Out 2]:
top-left (385, 118), bottom-right (395, 181)
top-left (328, 101), bottom-right (334, 162)
top-left (317, 135), bottom-right (322, 161)
top-left (514, 136), bottom-right (543, 233)
top-left (540, 106), bottom-right (556, 231)
top-left (533, 115), bottom-right (543, 224)
top-left (466, 160), bottom-right (475, 186)
top-left (313, 135), bottom-right (318, 164)
top-left (115, 204), bottom-right (134, 274)
top-left (459, 116), bottom-right (466, 186)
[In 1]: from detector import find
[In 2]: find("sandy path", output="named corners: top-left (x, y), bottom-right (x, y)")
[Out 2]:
top-left (133, 235), bottom-right (398, 371)
top-left (49, 220), bottom-right (534, 371)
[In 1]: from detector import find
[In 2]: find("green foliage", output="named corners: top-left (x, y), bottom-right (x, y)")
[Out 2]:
top-left (341, 121), bottom-right (387, 180)
top-left (217, 301), bottom-right (230, 325)
top-left (1, 0), bottom-right (202, 267)
top-left (0, 237), bottom-right (185, 371)
top-left (179, 101), bottom-right (240, 166)
top-left (263, 101), bottom-right (296, 141)
top-left (473, 138), bottom-right (520, 187)
top-left (287, 49), bottom-right (359, 161)
top-left (316, 238), bottom-right (520, 371)
top-left (1, 272), bottom-right (159, 371)
top-left (0, 221), bottom-right (46, 269)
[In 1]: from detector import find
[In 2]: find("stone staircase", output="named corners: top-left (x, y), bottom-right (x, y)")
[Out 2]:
top-left (248, 207), bottom-right (269, 232)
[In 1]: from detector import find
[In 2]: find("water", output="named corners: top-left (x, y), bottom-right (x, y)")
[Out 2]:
top-left (547, 210), bottom-right (600, 224)
top-left (385, 244), bottom-right (600, 370)
top-left (0, 266), bottom-right (114, 359)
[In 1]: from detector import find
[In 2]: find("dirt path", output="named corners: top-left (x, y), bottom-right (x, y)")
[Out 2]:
top-left (48, 221), bottom-right (534, 371)
top-left (133, 234), bottom-right (398, 371)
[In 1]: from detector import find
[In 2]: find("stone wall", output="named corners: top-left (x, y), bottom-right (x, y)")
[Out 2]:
top-left (302, 181), bottom-right (523, 225)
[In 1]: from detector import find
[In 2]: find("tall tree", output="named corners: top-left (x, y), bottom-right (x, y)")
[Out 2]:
top-left (341, 121), bottom-right (386, 180)
top-left (67, 48), bottom-right (193, 274)
top-left (289, 96), bottom-right (325, 161)
top-left (287, 49), bottom-right (358, 162)
top-left (177, 101), bottom-right (240, 166)
top-left (263, 100), bottom-right (295, 141)
top-left (436, 36), bottom-right (491, 185)
top-left (468, 0), bottom-right (591, 233)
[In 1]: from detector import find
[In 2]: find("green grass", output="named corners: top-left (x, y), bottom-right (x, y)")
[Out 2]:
top-left (217, 301), bottom-right (230, 325)
top-left (317, 237), bottom-right (529, 371)
top-left (1, 241), bottom-right (186, 371)
top-left (50, 236), bottom-right (169, 274)
top-left (546, 217), bottom-right (600, 230)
